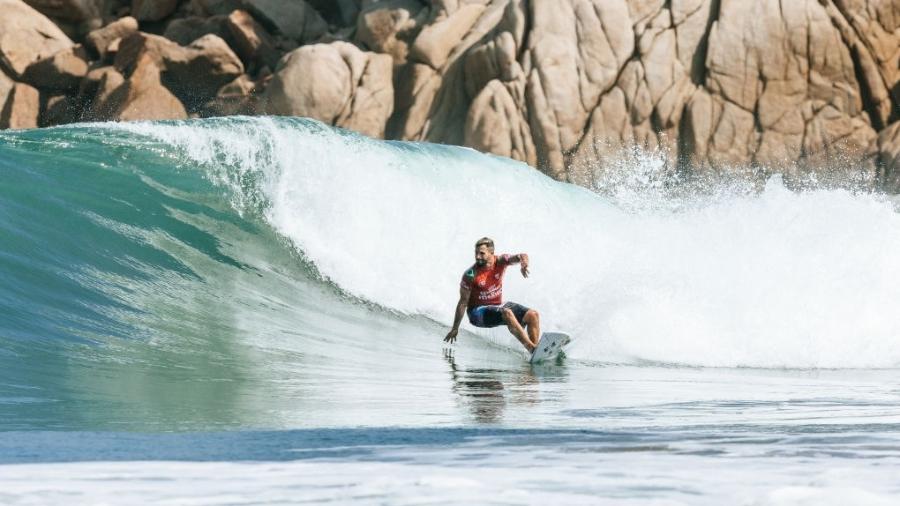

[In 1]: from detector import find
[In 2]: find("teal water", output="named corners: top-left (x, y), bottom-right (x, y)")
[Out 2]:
top-left (2, 117), bottom-right (900, 504)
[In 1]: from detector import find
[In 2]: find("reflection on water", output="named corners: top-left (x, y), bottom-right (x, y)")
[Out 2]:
top-left (443, 348), bottom-right (569, 424)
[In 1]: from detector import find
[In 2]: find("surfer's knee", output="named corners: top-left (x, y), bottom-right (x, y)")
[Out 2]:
top-left (525, 309), bottom-right (539, 324)
top-left (500, 307), bottom-right (515, 323)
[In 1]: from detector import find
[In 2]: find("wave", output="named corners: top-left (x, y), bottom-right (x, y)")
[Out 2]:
top-left (3, 116), bottom-right (900, 371)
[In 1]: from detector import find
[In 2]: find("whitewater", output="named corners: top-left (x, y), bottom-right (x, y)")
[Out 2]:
top-left (1, 116), bottom-right (900, 505)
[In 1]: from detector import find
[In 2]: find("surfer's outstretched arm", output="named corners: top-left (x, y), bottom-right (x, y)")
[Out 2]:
top-left (445, 285), bottom-right (470, 344)
top-left (506, 253), bottom-right (529, 278)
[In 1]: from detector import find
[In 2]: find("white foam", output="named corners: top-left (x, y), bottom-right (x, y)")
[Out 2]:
top-left (114, 118), bottom-right (900, 369)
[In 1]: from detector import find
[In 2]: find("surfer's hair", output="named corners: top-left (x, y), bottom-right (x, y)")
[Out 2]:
top-left (475, 237), bottom-right (494, 252)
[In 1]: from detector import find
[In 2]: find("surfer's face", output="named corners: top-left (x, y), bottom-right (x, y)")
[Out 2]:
top-left (474, 245), bottom-right (493, 267)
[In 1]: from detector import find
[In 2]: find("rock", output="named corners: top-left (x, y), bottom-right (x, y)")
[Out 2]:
top-left (85, 16), bottom-right (138, 60)
top-left (226, 9), bottom-right (280, 71)
top-left (244, 0), bottom-right (328, 43)
top-left (464, 79), bottom-right (536, 166)
top-left (103, 53), bottom-right (188, 120)
top-left (307, 0), bottom-right (360, 26)
top-left (79, 65), bottom-right (125, 120)
top-left (0, 70), bottom-right (16, 115)
top-left (192, 0), bottom-right (241, 16)
top-left (0, 82), bottom-right (40, 129)
top-left (264, 41), bottom-right (394, 138)
top-left (164, 15), bottom-right (233, 47)
top-left (22, 0), bottom-right (103, 22)
top-left (115, 32), bottom-right (244, 108)
top-left (410, 3), bottom-right (484, 68)
top-left (877, 121), bottom-right (900, 192)
top-left (131, 0), bottom-right (179, 22)
top-left (40, 93), bottom-right (81, 126)
top-left (22, 45), bottom-right (90, 91)
top-left (0, 0), bottom-right (73, 78)
top-left (355, 0), bottom-right (425, 64)
top-left (201, 73), bottom-right (258, 116)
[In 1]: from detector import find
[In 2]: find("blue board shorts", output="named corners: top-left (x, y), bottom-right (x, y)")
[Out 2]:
top-left (467, 302), bottom-right (531, 328)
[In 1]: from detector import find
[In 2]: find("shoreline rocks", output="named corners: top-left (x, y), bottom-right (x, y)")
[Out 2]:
top-left (0, 0), bottom-right (898, 192)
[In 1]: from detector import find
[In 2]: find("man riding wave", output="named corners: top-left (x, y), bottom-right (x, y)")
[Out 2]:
top-left (444, 237), bottom-right (541, 353)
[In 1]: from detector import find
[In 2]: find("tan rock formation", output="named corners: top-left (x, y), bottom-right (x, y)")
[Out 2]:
top-left (0, 82), bottom-right (40, 129)
top-left (226, 10), bottom-right (280, 71)
top-left (115, 32), bottom-right (244, 107)
top-left (103, 53), bottom-right (188, 121)
top-left (263, 41), bottom-right (394, 138)
top-left (0, 0), bottom-right (73, 78)
top-left (355, 0), bottom-right (426, 65)
top-left (164, 16), bottom-right (234, 47)
top-left (22, 45), bottom-right (90, 91)
top-left (85, 17), bottom-right (138, 60)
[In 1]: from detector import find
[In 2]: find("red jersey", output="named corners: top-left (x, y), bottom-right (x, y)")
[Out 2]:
top-left (460, 254), bottom-right (513, 309)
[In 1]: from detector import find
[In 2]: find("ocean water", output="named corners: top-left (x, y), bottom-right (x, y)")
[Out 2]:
top-left (1, 116), bottom-right (900, 505)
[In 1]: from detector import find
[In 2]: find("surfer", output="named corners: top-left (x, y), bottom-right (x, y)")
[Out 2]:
top-left (444, 237), bottom-right (541, 352)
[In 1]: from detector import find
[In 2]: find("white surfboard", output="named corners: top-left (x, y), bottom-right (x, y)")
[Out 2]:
top-left (529, 332), bottom-right (572, 364)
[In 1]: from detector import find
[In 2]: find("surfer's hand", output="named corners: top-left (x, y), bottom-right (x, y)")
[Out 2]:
top-left (444, 328), bottom-right (458, 344)
top-left (520, 254), bottom-right (529, 278)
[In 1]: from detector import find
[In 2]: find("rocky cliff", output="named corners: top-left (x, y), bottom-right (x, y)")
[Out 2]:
top-left (1, 0), bottom-right (898, 190)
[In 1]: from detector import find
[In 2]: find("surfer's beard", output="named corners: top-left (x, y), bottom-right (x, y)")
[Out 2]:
top-left (475, 259), bottom-right (487, 267)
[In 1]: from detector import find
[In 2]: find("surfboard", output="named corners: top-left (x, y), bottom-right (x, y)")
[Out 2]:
top-left (529, 332), bottom-right (572, 364)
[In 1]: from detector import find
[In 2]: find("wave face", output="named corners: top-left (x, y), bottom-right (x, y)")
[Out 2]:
top-left (2, 116), bottom-right (900, 397)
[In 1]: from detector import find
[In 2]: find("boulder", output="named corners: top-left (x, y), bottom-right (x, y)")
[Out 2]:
top-left (164, 15), bottom-right (234, 47)
top-left (226, 10), bottom-right (280, 71)
top-left (22, 45), bottom-right (90, 91)
top-left (201, 73), bottom-right (258, 116)
top-left (0, 0), bottom-right (73, 78)
top-left (192, 0), bottom-right (242, 16)
top-left (131, 0), bottom-right (179, 22)
top-left (0, 70), bottom-right (15, 119)
top-left (22, 0), bottom-right (102, 22)
top-left (0, 82), bottom-right (40, 129)
top-left (115, 32), bottom-right (244, 107)
top-left (79, 65), bottom-right (125, 120)
top-left (264, 41), bottom-right (394, 138)
top-left (307, 0), bottom-right (360, 26)
top-left (410, 3), bottom-right (484, 68)
top-left (103, 53), bottom-right (188, 120)
top-left (355, 0), bottom-right (425, 64)
top-left (464, 79), bottom-right (536, 166)
top-left (244, 0), bottom-right (327, 43)
top-left (40, 93), bottom-right (81, 126)
top-left (877, 121), bottom-right (900, 192)
top-left (85, 16), bottom-right (138, 59)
